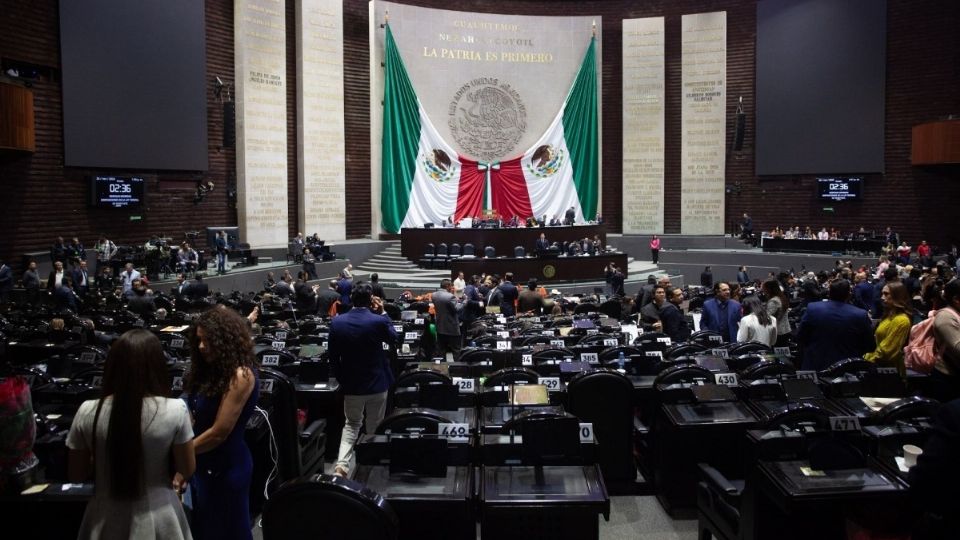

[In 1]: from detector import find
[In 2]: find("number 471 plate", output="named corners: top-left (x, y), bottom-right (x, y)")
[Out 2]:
top-left (830, 416), bottom-right (861, 432)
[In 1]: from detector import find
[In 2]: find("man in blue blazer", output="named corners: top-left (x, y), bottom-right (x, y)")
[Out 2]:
top-left (329, 283), bottom-right (397, 478)
top-left (497, 273), bottom-right (519, 317)
top-left (796, 279), bottom-right (875, 371)
top-left (700, 282), bottom-right (742, 342)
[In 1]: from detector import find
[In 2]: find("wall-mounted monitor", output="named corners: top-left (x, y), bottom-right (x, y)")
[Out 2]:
top-left (816, 177), bottom-right (862, 202)
top-left (90, 176), bottom-right (145, 208)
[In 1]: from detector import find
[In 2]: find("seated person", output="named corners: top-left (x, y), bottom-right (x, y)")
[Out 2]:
top-left (177, 243), bottom-right (199, 273)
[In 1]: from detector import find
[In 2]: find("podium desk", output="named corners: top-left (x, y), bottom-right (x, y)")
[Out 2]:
top-left (743, 459), bottom-right (910, 540)
top-left (480, 465), bottom-right (610, 540)
top-left (401, 224), bottom-right (607, 261)
top-left (654, 400), bottom-right (759, 514)
top-left (353, 465), bottom-right (474, 540)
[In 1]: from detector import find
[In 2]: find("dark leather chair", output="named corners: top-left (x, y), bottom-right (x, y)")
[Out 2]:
top-left (463, 243), bottom-right (475, 257)
top-left (664, 342), bottom-right (706, 360)
top-left (484, 245), bottom-right (496, 258)
top-left (819, 357), bottom-right (876, 378)
top-left (514, 245), bottom-right (525, 257)
top-left (483, 367), bottom-right (540, 387)
top-left (434, 243), bottom-right (449, 268)
top-left (420, 243), bottom-right (435, 269)
top-left (654, 363), bottom-right (713, 386)
top-left (521, 335), bottom-right (555, 347)
top-left (395, 367), bottom-right (452, 388)
top-left (449, 243), bottom-right (462, 258)
top-left (689, 330), bottom-right (725, 347)
top-left (258, 368), bottom-right (326, 481)
top-left (726, 353), bottom-right (766, 373)
top-left (262, 475), bottom-right (398, 540)
top-left (567, 368), bottom-right (636, 483)
top-left (727, 341), bottom-right (772, 356)
top-left (739, 359), bottom-right (795, 380)
top-left (574, 303), bottom-right (599, 315)
top-left (598, 345), bottom-right (641, 362)
top-left (375, 408), bottom-right (454, 435)
top-left (873, 395), bottom-right (940, 424)
top-left (598, 299), bottom-right (623, 319)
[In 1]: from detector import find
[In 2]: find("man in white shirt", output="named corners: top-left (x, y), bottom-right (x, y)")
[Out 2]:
top-left (47, 260), bottom-right (66, 290)
top-left (120, 263), bottom-right (141, 294)
top-left (453, 271), bottom-right (466, 298)
top-left (817, 228), bottom-right (829, 240)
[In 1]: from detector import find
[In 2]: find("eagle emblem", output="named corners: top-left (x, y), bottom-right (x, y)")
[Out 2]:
top-left (525, 144), bottom-right (565, 179)
top-left (421, 148), bottom-right (456, 183)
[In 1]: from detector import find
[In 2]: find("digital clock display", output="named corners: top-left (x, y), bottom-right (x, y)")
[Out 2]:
top-left (91, 176), bottom-right (144, 208)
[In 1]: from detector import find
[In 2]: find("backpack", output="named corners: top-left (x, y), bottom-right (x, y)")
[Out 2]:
top-left (903, 309), bottom-right (959, 374)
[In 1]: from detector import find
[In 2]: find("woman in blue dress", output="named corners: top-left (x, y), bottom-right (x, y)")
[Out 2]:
top-left (181, 306), bottom-right (259, 540)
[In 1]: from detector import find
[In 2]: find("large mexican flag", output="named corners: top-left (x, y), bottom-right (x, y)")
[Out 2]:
top-left (380, 25), bottom-right (597, 233)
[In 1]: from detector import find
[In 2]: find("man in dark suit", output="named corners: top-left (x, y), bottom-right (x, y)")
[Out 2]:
top-left (186, 274), bottom-right (209, 299)
top-left (700, 266), bottom-right (713, 288)
top-left (700, 282), bottom-right (742, 342)
top-left (293, 272), bottom-right (317, 312)
top-left (337, 272), bottom-right (353, 306)
top-left (54, 276), bottom-right (78, 312)
top-left (564, 206), bottom-right (576, 225)
top-left (329, 283), bottom-right (397, 477)
top-left (369, 273), bottom-right (385, 300)
top-left (796, 279), bottom-right (875, 371)
top-left (172, 273), bottom-right (189, 297)
top-left (736, 265), bottom-right (750, 285)
top-left (659, 287), bottom-right (691, 342)
top-left (497, 273), bottom-right (519, 317)
top-left (0, 259), bottom-right (12, 304)
top-left (518, 279), bottom-right (544, 315)
top-left (535, 233), bottom-right (550, 254)
top-left (461, 275), bottom-right (483, 325)
top-left (433, 278), bottom-right (463, 358)
top-left (317, 280), bottom-right (341, 316)
top-left (71, 260), bottom-right (90, 297)
top-left (215, 230), bottom-right (229, 274)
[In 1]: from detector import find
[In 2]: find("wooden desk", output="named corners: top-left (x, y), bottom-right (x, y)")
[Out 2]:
top-left (401, 224), bottom-right (606, 260)
top-left (451, 253), bottom-right (627, 283)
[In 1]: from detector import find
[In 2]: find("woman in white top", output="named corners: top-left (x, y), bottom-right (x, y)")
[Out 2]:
top-left (762, 279), bottom-right (793, 346)
top-left (737, 295), bottom-right (778, 347)
top-left (67, 329), bottom-right (195, 539)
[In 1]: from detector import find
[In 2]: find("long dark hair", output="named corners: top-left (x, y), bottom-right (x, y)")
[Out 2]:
top-left (742, 296), bottom-right (773, 326)
top-left (97, 329), bottom-right (169, 500)
top-left (762, 279), bottom-right (789, 318)
top-left (184, 306), bottom-right (256, 397)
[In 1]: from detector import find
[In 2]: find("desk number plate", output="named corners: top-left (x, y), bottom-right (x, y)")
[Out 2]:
top-left (876, 367), bottom-right (899, 375)
top-left (170, 339), bottom-right (185, 350)
top-left (579, 422), bottom-right (595, 443)
top-left (452, 377), bottom-right (475, 392)
top-left (538, 377), bottom-right (561, 391)
top-left (262, 355), bottom-right (280, 366)
top-left (438, 423), bottom-right (470, 439)
top-left (586, 329), bottom-right (599, 335)
top-left (79, 352), bottom-right (97, 363)
top-left (496, 341), bottom-right (512, 350)
top-left (830, 416), bottom-right (861, 432)
top-left (405, 332), bottom-right (418, 341)
top-left (795, 370), bottom-right (818, 383)
top-left (550, 340), bottom-right (566, 348)
top-left (275, 331), bottom-right (287, 340)
top-left (657, 337), bottom-right (672, 345)
top-left (271, 341), bottom-right (286, 350)
top-left (521, 354), bottom-right (533, 366)
top-left (259, 379), bottom-right (275, 394)
top-left (497, 331), bottom-right (510, 339)
top-left (414, 318), bottom-right (424, 325)
top-left (710, 348), bottom-right (730, 358)
top-left (708, 334), bottom-right (723, 343)
top-left (645, 350), bottom-right (663, 358)
top-left (715, 373), bottom-right (738, 386)
top-left (581, 352), bottom-right (599, 363)
top-left (603, 338), bottom-right (618, 347)
top-left (773, 347), bottom-right (791, 358)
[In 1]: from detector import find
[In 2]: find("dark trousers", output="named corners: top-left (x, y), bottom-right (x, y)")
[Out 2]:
top-left (651, 249), bottom-right (659, 264)
top-left (435, 333), bottom-right (462, 360)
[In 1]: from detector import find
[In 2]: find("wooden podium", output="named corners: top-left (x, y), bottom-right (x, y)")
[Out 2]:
top-left (0, 81), bottom-right (35, 152)
top-left (911, 119), bottom-right (960, 165)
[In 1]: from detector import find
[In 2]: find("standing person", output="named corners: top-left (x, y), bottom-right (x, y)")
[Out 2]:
top-left (94, 235), bottom-right (117, 275)
top-left (864, 282), bottom-right (913, 375)
top-left (336, 271), bottom-right (353, 307)
top-left (796, 279), bottom-right (875, 371)
top-left (649, 235), bottom-right (661, 264)
top-left (71, 260), bottom-right (91, 297)
top-left (369, 273), bottom-right (386, 300)
top-left (737, 296), bottom-right (778, 346)
top-left (182, 307), bottom-right (259, 540)
top-left (736, 266), bottom-right (750, 285)
top-left (700, 282), bottom-right (743, 342)
top-left (433, 279), bottom-right (463, 358)
top-left (498, 273), bottom-right (519, 317)
top-left (740, 213), bottom-right (753, 239)
top-left (700, 266), bottom-right (714, 288)
top-left (316, 280), bottom-right (341, 317)
top-left (762, 279), bottom-right (792, 346)
top-left (659, 287), bottom-right (691, 342)
top-left (517, 279), bottom-right (545, 315)
top-left (120, 263), bottom-right (141, 294)
top-left (47, 260), bottom-right (66, 290)
top-left (929, 279), bottom-right (960, 403)
top-left (66, 330), bottom-right (195, 539)
top-left (535, 233), bottom-right (550, 254)
top-left (610, 263), bottom-right (626, 297)
top-left (0, 259), bottom-right (11, 304)
top-left (564, 206), bottom-right (576, 226)
top-left (329, 283), bottom-right (397, 477)
top-left (215, 230), bottom-right (229, 275)
top-left (453, 271), bottom-right (466, 298)
top-left (22, 261), bottom-right (41, 306)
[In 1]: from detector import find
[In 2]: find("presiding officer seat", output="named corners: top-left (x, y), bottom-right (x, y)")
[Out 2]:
top-left (262, 474), bottom-right (398, 540)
